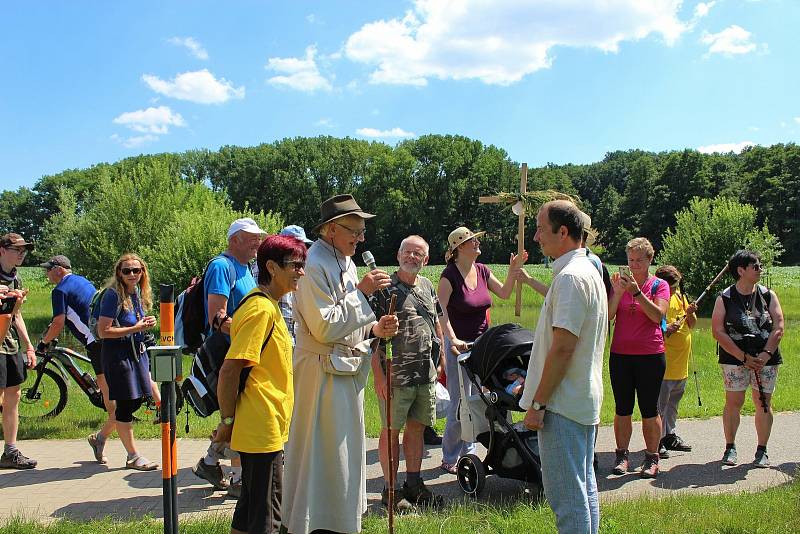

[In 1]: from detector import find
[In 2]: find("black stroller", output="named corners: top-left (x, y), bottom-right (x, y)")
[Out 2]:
top-left (454, 323), bottom-right (543, 497)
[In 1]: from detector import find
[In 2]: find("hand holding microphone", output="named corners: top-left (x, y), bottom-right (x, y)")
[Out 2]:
top-left (358, 251), bottom-right (392, 296)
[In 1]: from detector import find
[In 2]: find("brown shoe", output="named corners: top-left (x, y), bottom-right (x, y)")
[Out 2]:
top-left (403, 480), bottom-right (444, 508)
top-left (611, 448), bottom-right (629, 475)
top-left (641, 452), bottom-right (659, 479)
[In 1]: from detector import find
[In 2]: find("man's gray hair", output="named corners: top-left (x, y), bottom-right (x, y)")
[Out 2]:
top-left (399, 235), bottom-right (429, 255)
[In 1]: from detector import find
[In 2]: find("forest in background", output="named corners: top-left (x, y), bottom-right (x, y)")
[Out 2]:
top-left (2, 135), bottom-right (797, 267)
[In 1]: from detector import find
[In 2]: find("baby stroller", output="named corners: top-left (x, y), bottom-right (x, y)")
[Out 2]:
top-left (454, 323), bottom-right (543, 497)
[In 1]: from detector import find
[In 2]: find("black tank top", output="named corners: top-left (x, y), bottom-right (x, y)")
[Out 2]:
top-left (718, 284), bottom-right (781, 366)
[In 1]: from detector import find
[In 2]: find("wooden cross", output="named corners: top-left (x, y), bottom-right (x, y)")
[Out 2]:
top-left (479, 163), bottom-right (528, 317)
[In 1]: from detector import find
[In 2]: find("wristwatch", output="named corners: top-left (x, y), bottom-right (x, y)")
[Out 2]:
top-left (532, 401), bottom-right (546, 411)
top-left (221, 415), bottom-right (235, 425)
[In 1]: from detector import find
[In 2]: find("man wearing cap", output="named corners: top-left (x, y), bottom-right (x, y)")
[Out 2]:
top-left (282, 194), bottom-right (399, 534)
top-left (37, 256), bottom-right (118, 463)
top-left (193, 217), bottom-right (265, 497)
top-left (277, 225), bottom-right (313, 345)
top-left (0, 233), bottom-right (37, 469)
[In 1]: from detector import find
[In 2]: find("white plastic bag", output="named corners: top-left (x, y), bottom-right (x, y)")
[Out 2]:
top-left (435, 381), bottom-right (450, 419)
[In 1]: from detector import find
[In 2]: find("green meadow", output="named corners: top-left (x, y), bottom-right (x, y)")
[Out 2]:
top-left (6, 264), bottom-right (799, 441)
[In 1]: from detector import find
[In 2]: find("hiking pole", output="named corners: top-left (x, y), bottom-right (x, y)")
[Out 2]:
top-left (672, 264), bottom-right (729, 331)
top-left (384, 294), bottom-right (398, 534)
top-left (689, 338), bottom-right (702, 407)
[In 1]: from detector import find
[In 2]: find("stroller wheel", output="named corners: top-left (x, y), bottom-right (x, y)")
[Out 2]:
top-left (457, 454), bottom-right (486, 497)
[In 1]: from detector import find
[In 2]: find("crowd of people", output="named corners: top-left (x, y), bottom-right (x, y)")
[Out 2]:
top-left (0, 191), bottom-right (786, 534)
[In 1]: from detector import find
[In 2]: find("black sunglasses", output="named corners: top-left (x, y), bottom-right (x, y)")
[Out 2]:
top-left (751, 263), bottom-right (762, 271)
top-left (283, 260), bottom-right (306, 271)
top-left (121, 267), bottom-right (143, 275)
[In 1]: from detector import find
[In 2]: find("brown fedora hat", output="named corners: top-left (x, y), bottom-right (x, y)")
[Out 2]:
top-left (313, 194), bottom-right (375, 232)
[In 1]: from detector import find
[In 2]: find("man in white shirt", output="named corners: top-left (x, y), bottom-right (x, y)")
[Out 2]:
top-left (520, 200), bottom-right (608, 534)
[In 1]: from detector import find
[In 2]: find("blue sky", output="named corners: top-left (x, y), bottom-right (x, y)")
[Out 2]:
top-left (2, 0), bottom-right (798, 191)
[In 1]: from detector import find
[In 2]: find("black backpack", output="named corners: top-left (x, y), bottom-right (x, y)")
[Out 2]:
top-left (174, 254), bottom-right (236, 354)
top-left (181, 291), bottom-right (274, 417)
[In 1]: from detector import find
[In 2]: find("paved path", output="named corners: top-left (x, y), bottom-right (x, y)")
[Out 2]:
top-left (0, 412), bottom-right (797, 523)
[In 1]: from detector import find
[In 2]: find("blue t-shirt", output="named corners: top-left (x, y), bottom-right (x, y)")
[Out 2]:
top-left (99, 287), bottom-right (146, 345)
top-left (203, 254), bottom-right (256, 335)
top-left (51, 273), bottom-right (97, 347)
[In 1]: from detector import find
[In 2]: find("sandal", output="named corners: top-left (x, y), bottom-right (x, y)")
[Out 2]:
top-left (126, 455), bottom-right (159, 471)
top-left (440, 461), bottom-right (457, 475)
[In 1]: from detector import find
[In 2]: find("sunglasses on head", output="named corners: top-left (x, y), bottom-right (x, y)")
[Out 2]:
top-left (121, 267), bottom-right (142, 275)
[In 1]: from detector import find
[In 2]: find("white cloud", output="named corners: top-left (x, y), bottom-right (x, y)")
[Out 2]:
top-left (693, 1), bottom-right (715, 19)
top-left (167, 36), bottom-right (209, 60)
top-left (315, 117), bottom-right (335, 128)
top-left (344, 0), bottom-right (689, 86)
top-left (697, 141), bottom-right (756, 154)
top-left (794, 117), bottom-right (800, 125)
top-left (112, 106), bottom-right (186, 134)
top-left (110, 133), bottom-right (159, 149)
top-left (266, 46), bottom-right (333, 92)
top-left (701, 25), bottom-right (760, 55)
top-left (142, 69), bottom-right (245, 104)
top-left (356, 127), bottom-right (416, 138)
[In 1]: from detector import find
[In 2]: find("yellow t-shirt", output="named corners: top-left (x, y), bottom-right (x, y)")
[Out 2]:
top-left (227, 288), bottom-right (294, 453)
top-left (663, 290), bottom-right (692, 380)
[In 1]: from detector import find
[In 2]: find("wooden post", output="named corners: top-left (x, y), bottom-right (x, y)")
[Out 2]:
top-left (479, 163), bottom-right (529, 317)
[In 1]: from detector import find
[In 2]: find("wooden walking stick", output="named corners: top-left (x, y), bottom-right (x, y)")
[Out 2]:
top-left (384, 294), bottom-right (398, 533)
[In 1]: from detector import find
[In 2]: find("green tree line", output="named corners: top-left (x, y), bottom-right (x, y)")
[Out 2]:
top-left (2, 135), bottom-right (798, 267)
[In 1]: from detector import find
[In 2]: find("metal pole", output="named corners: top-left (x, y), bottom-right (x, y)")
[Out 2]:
top-left (159, 284), bottom-right (179, 534)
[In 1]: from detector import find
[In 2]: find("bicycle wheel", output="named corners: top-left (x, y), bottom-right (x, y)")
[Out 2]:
top-left (18, 366), bottom-right (68, 418)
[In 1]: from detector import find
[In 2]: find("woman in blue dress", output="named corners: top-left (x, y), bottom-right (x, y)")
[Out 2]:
top-left (96, 253), bottom-right (159, 470)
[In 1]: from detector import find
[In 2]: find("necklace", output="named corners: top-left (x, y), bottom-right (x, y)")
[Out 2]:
top-left (736, 287), bottom-right (757, 317)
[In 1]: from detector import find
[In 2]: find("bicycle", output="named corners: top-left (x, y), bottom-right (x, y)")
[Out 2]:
top-left (20, 339), bottom-right (104, 418)
top-left (21, 337), bottom-right (184, 420)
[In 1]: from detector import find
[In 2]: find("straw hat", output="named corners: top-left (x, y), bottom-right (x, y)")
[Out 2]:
top-left (578, 211), bottom-right (599, 247)
top-left (445, 226), bottom-right (485, 261)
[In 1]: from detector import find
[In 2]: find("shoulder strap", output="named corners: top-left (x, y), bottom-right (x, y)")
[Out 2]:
top-left (650, 277), bottom-right (660, 298)
top-left (216, 253), bottom-right (238, 291)
top-left (393, 282), bottom-right (437, 336)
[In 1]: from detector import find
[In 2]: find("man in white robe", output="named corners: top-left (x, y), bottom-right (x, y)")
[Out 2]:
top-left (282, 194), bottom-right (398, 534)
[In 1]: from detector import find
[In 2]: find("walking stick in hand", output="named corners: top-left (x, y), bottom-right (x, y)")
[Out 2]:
top-left (384, 294), bottom-right (398, 534)
top-left (753, 364), bottom-right (769, 413)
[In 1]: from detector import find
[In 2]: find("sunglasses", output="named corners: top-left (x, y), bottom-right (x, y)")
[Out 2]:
top-left (750, 263), bottom-right (762, 271)
top-left (4, 246), bottom-right (28, 254)
top-left (121, 267), bottom-right (143, 275)
top-left (283, 260), bottom-right (306, 271)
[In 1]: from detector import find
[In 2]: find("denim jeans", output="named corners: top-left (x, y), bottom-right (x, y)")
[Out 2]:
top-left (538, 411), bottom-right (599, 534)
top-left (441, 338), bottom-right (477, 465)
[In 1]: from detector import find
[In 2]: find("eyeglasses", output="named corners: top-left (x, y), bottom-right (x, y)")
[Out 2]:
top-left (4, 246), bottom-right (28, 255)
top-left (751, 263), bottom-right (762, 271)
top-left (401, 250), bottom-right (426, 259)
top-left (282, 260), bottom-right (306, 271)
top-left (335, 222), bottom-right (367, 238)
top-left (121, 267), bottom-right (143, 275)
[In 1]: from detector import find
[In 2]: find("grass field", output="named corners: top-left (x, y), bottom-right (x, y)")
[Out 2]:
top-left (6, 264), bottom-right (799, 441)
top-left (1, 476), bottom-right (798, 533)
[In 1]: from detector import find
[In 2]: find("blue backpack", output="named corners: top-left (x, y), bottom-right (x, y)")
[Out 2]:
top-left (650, 278), bottom-right (668, 333)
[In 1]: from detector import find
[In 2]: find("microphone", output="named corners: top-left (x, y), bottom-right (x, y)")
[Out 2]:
top-left (362, 250), bottom-right (390, 300)
top-left (362, 251), bottom-right (377, 270)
